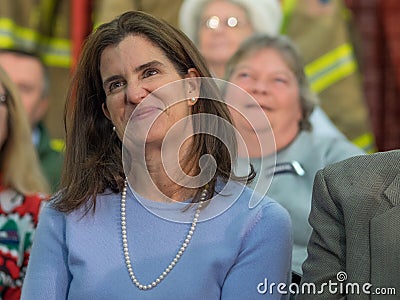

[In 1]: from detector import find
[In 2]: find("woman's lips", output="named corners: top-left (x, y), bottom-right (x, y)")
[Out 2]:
top-left (132, 106), bottom-right (162, 121)
top-left (244, 103), bottom-right (273, 112)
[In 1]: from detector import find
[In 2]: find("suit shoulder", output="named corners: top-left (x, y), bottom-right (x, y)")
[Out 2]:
top-left (322, 150), bottom-right (400, 177)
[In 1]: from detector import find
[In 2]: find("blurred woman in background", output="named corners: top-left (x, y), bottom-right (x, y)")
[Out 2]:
top-left (0, 65), bottom-right (49, 299)
top-left (225, 34), bottom-right (365, 283)
top-left (179, 0), bottom-right (282, 79)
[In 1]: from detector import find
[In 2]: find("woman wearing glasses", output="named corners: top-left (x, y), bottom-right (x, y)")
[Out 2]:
top-left (0, 65), bottom-right (49, 299)
top-left (179, 0), bottom-right (282, 79)
top-left (179, 0), bottom-right (348, 139)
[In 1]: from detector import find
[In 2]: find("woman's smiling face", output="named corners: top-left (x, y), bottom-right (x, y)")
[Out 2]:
top-left (228, 47), bottom-right (302, 150)
top-left (100, 35), bottom-right (197, 147)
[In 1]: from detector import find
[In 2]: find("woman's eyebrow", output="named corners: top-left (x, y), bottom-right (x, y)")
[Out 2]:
top-left (103, 75), bottom-right (121, 89)
top-left (134, 60), bottom-right (164, 73)
top-left (103, 60), bottom-right (165, 88)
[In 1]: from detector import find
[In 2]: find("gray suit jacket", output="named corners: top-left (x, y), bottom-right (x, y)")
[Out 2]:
top-left (298, 150), bottom-right (400, 299)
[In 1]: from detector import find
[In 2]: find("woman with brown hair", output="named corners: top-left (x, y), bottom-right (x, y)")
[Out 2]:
top-left (21, 11), bottom-right (292, 299)
top-left (0, 65), bottom-right (49, 299)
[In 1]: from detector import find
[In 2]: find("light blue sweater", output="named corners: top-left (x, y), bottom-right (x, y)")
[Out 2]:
top-left (21, 181), bottom-right (292, 299)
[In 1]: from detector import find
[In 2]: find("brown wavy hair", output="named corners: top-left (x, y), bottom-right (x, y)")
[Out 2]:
top-left (55, 11), bottom-right (253, 214)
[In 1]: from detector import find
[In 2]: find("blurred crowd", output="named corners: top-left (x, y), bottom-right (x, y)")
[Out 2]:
top-left (0, 0), bottom-right (400, 152)
top-left (0, 0), bottom-right (400, 298)
top-left (1, 0), bottom-right (399, 151)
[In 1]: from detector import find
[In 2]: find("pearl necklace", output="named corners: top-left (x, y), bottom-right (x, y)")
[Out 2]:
top-left (120, 179), bottom-right (207, 290)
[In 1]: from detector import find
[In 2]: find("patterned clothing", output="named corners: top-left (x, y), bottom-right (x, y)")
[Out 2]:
top-left (0, 183), bottom-right (47, 300)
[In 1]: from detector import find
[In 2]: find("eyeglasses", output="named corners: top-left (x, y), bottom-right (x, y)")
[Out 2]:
top-left (201, 16), bottom-right (248, 30)
top-left (0, 94), bottom-right (6, 105)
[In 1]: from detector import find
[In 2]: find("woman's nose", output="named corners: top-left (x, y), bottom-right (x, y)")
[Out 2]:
top-left (126, 82), bottom-right (149, 104)
top-left (251, 79), bottom-right (268, 95)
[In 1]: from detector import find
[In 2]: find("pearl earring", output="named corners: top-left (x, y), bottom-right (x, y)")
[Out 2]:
top-left (191, 97), bottom-right (196, 102)
top-left (112, 126), bottom-right (116, 132)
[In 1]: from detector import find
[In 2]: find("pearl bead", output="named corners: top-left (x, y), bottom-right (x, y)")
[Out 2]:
top-left (121, 179), bottom-right (207, 290)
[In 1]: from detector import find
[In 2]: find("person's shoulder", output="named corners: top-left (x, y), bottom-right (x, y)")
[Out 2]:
top-left (23, 191), bottom-right (49, 202)
top-left (314, 150), bottom-right (400, 202)
top-left (0, 190), bottom-right (48, 221)
top-left (43, 188), bottom-right (120, 220)
top-left (323, 149), bottom-right (400, 176)
top-left (21, 192), bottom-right (49, 213)
top-left (308, 130), bottom-right (365, 155)
top-left (40, 192), bottom-right (65, 216)
top-left (212, 181), bottom-right (292, 243)
top-left (233, 183), bottom-right (291, 227)
top-left (287, 131), bottom-right (363, 159)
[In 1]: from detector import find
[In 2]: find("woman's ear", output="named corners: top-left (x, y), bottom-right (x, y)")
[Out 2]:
top-left (102, 102), bottom-right (111, 120)
top-left (186, 68), bottom-right (200, 78)
top-left (185, 68), bottom-right (201, 106)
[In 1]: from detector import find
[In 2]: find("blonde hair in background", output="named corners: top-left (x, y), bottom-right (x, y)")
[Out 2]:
top-left (0, 65), bottom-right (50, 195)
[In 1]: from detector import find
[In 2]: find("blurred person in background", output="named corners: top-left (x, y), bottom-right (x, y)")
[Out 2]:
top-left (225, 33), bottom-right (365, 284)
top-left (0, 0), bottom-right (71, 146)
top-left (180, 0), bottom-right (375, 152)
top-left (179, 0), bottom-right (282, 79)
top-left (179, 0), bottom-right (350, 142)
top-left (0, 65), bottom-right (49, 299)
top-left (0, 49), bottom-right (64, 193)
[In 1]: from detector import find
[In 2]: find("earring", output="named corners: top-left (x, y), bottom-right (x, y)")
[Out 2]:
top-left (112, 126), bottom-right (116, 132)
top-left (191, 97), bottom-right (196, 102)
